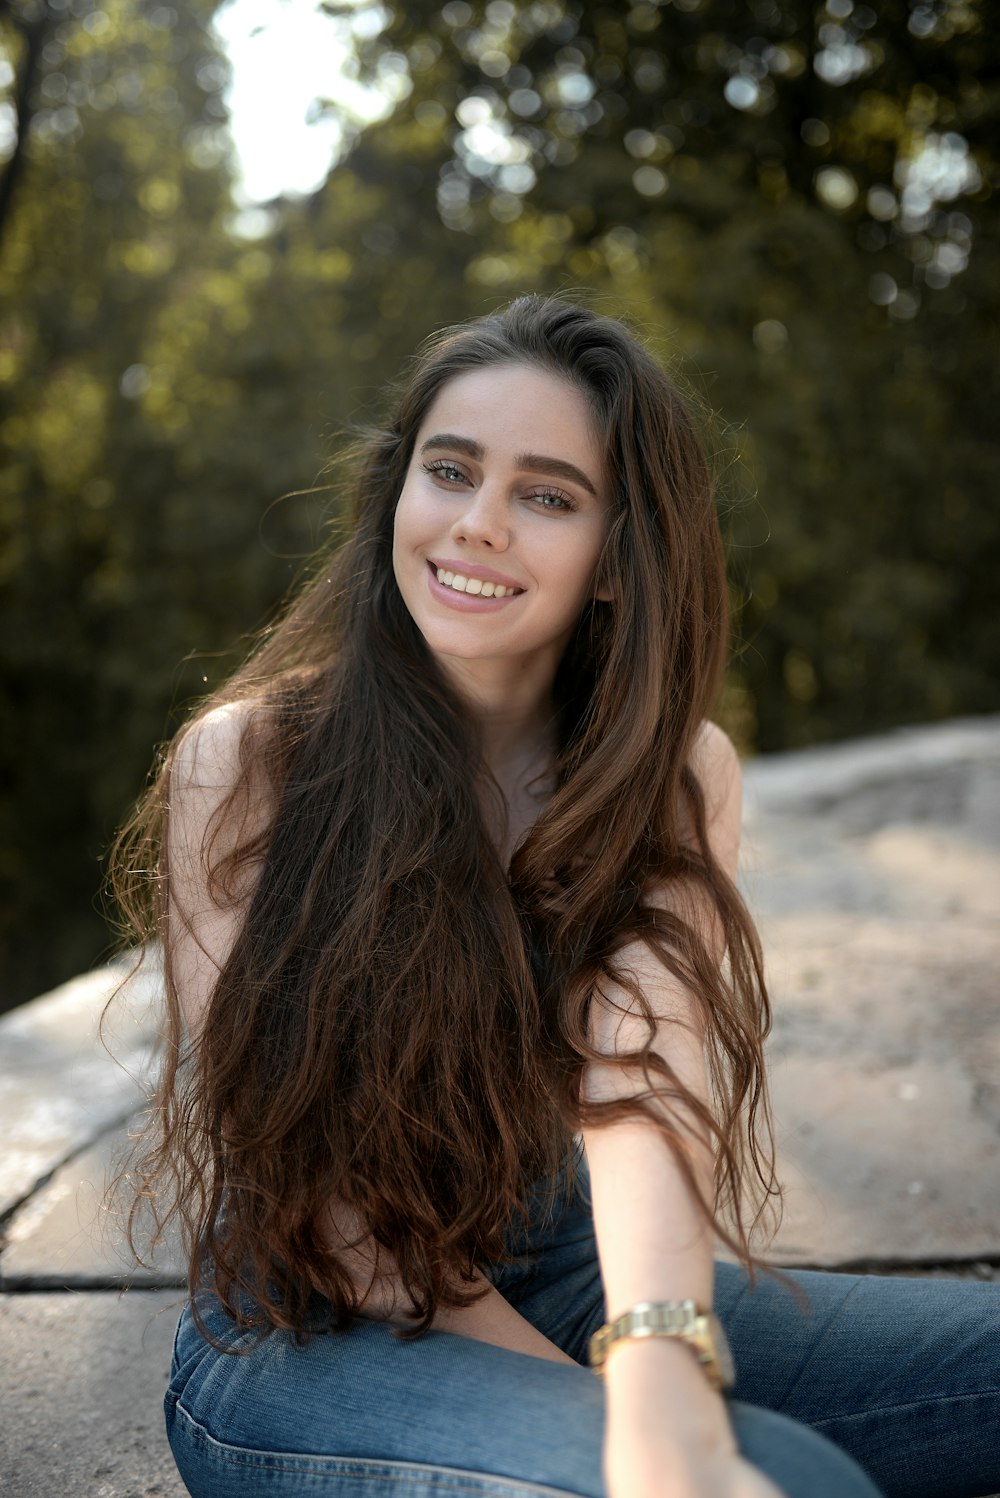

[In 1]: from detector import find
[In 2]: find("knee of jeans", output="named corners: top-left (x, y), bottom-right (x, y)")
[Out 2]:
top-left (729, 1400), bottom-right (885, 1498)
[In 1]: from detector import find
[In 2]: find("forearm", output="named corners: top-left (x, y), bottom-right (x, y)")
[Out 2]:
top-left (583, 962), bottom-right (743, 1491)
top-left (584, 946), bottom-right (718, 1318)
top-left (586, 1110), bottom-right (782, 1497)
top-left (583, 1099), bottom-right (716, 1317)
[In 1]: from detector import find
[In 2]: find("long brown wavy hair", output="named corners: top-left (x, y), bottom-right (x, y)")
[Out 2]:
top-left (111, 295), bottom-right (779, 1342)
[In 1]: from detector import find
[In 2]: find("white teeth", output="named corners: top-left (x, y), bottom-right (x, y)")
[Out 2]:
top-left (434, 565), bottom-right (517, 598)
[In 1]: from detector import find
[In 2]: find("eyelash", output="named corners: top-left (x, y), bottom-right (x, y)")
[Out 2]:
top-left (421, 461), bottom-right (577, 513)
top-left (423, 460), bottom-right (467, 485)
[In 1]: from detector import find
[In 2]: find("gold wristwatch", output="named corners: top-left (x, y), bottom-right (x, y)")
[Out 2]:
top-left (588, 1299), bottom-right (735, 1391)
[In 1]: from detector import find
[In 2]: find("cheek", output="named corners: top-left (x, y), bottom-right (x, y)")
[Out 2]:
top-left (393, 483), bottom-right (435, 549)
top-left (556, 534), bottom-right (607, 598)
top-left (392, 486), bottom-right (421, 558)
top-left (391, 488), bottom-right (439, 606)
top-left (390, 495), bottom-right (413, 590)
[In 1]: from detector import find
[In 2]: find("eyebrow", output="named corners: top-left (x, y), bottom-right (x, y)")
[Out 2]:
top-left (419, 433), bottom-right (599, 498)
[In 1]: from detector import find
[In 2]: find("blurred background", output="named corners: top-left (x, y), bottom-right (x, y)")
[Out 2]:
top-left (0, 0), bottom-right (996, 1014)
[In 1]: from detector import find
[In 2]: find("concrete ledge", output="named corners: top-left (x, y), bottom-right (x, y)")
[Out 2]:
top-left (0, 1289), bottom-right (186, 1498)
top-left (743, 713), bottom-right (1000, 820)
top-left (741, 716), bottom-right (1000, 1267)
top-left (1, 1121), bottom-right (184, 1291)
top-left (0, 954), bottom-right (162, 1222)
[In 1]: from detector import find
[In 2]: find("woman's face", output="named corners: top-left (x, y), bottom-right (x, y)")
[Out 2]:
top-left (391, 362), bottom-right (610, 681)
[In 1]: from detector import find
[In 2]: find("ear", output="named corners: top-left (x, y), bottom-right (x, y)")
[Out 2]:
top-left (592, 519), bottom-right (617, 603)
top-left (592, 562), bottom-right (614, 603)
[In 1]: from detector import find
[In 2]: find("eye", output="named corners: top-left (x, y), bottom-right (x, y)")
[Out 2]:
top-left (529, 488), bottom-right (575, 513)
top-left (423, 459), bottom-right (469, 485)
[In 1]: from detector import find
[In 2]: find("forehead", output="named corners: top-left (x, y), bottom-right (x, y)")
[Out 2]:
top-left (417, 363), bottom-right (602, 468)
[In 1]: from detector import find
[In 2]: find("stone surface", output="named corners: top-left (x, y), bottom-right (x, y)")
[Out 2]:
top-left (0, 1289), bottom-right (186, 1498)
top-left (0, 956), bottom-right (161, 1220)
top-left (0, 1122), bottom-right (185, 1291)
top-left (743, 714), bottom-right (1000, 826)
top-left (742, 718), bottom-right (1000, 1266)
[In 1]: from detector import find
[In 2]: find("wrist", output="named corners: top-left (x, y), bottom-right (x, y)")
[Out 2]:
top-left (590, 1299), bottom-right (735, 1392)
top-left (604, 1333), bottom-right (726, 1406)
top-left (605, 1350), bottom-right (735, 1463)
top-left (605, 1329), bottom-right (706, 1370)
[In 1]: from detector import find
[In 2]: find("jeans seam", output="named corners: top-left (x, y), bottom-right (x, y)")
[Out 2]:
top-left (173, 1404), bottom-right (591, 1498)
top-left (810, 1386), bottom-right (1000, 1430)
top-left (766, 1278), bottom-right (864, 1412)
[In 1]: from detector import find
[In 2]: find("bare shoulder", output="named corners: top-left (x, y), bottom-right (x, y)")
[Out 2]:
top-left (169, 698), bottom-right (276, 878)
top-left (167, 701), bottom-right (274, 1037)
top-left (172, 699), bottom-right (260, 795)
top-left (685, 721), bottom-right (742, 878)
top-left (689, 720), bottom-right (741, 807)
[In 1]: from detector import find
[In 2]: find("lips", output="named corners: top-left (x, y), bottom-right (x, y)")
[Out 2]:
top-left (428, 557), bottom-right (526, 590)
top-left (425, 561), bottom-right (526, 611)
top-left (431, 564), bottom-right (523, 599)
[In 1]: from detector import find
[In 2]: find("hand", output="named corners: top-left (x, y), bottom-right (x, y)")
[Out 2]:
top-left (606, 1433), bottom-right (784, 1498)
top-left (603, 1338), bottom-right (787, 1498)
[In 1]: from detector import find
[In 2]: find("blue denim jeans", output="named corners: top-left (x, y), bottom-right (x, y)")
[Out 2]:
top-left (166, 1167), bottom-right (1000, 1498)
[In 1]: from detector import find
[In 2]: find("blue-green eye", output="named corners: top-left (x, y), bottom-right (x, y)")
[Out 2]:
top-left (423, 460), bottom-right (468, 484)
top-left (531, 489), bottom-right (575, 512)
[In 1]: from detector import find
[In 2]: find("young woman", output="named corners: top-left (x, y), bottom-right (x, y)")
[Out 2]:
top-left (116, 297), bottom-right (999, 1498)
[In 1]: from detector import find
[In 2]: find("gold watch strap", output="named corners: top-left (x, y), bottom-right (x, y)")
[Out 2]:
top-left (587, 1299), bottom-right (734, 1391)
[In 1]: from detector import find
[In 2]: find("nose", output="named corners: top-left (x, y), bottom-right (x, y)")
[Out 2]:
top-left (450, 484), bottom-right (510, 551)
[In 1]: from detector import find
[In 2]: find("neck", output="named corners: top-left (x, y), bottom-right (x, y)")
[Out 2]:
top-left (436, 652), bottom-right (559, 785)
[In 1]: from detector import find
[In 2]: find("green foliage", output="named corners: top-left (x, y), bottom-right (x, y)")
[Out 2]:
top-left (0, 0), bottom-right (324, 1007)
top-left (0, 0), bottom-right (997, 1007)
top-left (336, 0), bottom-right (998, 747)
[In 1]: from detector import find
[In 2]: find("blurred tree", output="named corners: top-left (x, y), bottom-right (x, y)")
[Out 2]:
top-left (325, 0), bottom-right (998, 746)
top-left (0, 0), bottom-right (48, 240)
top-left (0, 0), bottom-right (996, 1008)
top-left (0, 0), bottom-right (328, 1007)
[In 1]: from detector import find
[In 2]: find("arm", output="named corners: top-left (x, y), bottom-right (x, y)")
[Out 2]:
top-left (584, 725), bottom-right (784, 1498)
top-left (167, 702), bottom-right (268, 1042)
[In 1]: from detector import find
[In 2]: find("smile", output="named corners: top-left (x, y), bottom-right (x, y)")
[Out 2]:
top-left (433, 566), bottom-right (524, 599)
